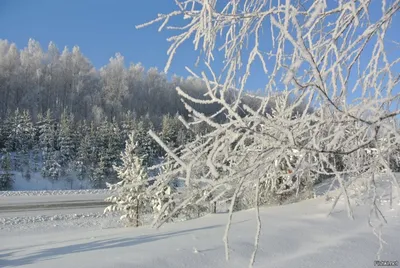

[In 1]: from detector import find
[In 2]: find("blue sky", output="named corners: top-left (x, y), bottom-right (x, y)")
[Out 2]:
top-left (0, 0), bottom-right (274, 91)
top-left (0, 0), bottom-right (192, 75)
top-left (0, 0), bottom-right (399, 96)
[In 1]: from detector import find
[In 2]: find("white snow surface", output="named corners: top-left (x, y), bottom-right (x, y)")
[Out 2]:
top-left (1, 175), bottom-right (399, 268)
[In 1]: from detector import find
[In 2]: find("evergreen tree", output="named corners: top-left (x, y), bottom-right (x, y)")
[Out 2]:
top-left (0, 151), bottom-right (13, 190)
top-left (18, 110), bottom-right (34, 178)
top-left (48, 150), bottom-right (62, 182)
top-left (105, 121), bottom-right (123, 183)
top-left (31, 116), bottom-right (42, 172)
top-left (58, 110), bottom-right (75, 176)
top-left (0, 116), bottom-right (12, 150)
top-left (38, 110), bottom-right (59, 180)
top-left (75, 133), bottom-right (91, 181)
top-left (121, 111), bottom-right (136, 141)
top-left (134, 118), bottom-right (158, 166)
top-left (91, 155), bottom-right (107, 188)
top-left (85, 122), bottom-right (99, 180)
top-left (105, 133), bottom-right (150, 227)
top-left (161, 114), bottom-right (179, 148)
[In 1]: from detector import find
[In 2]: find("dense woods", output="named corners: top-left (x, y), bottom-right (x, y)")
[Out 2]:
top-left (0, 39), bottom-right (223, 189)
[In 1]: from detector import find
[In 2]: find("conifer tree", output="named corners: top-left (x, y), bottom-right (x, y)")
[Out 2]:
top-left (134, 118), bottom-right (158, 166)
top-left (0, 151), bottom-right (13, 190)
top-left (38, 110), bottom-right (59, 180)
top-left (0, 117), bottom-right (12, 150)
top-left (91, 155), bottom-right (107, 188)
top-left (161, 114), bottom-right (179, 148)
top-left (58, 110), bottom-right (75, 176)
top-left (121, 111), bottom-right (136, 141)
top-left (19, 110), bottom-right (34, 179)
top-left (75, 133), bottom-right (91, 181)
top-left (105, 133), bottom-right (150, 227)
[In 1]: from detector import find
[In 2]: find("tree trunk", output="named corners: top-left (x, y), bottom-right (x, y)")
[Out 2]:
top-left (212, 201), bottom-right (217, 214)
top-left (135, 199), bottom-right (139, 227)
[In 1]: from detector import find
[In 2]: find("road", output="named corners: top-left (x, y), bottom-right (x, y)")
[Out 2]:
top-left (0, 192), bottom-right (112, 217)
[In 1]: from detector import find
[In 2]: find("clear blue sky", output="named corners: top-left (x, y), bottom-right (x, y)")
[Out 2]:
top-left (0, 0), bottom-right (399, 95)
top-left (0, 0), bottom-right (196, 77)
top-left (0, 0), bottom-right (275, 91)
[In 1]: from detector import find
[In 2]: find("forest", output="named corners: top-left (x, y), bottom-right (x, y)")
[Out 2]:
top-left (0, 39), bottom-right (224, 189)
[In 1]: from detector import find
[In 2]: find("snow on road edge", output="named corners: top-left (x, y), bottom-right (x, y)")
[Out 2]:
top-left (0, 189), bottom-right (113, 197)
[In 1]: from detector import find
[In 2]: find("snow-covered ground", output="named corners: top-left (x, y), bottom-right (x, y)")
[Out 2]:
top-left (1, 175), bottom-right (399, 268)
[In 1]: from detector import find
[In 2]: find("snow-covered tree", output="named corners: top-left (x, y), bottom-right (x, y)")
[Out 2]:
top-left (38, 110), bottom-right (61, 181)
top-left (75, 142), bottom-right (88, 181)
top-left (161, 114), bottom-right (182, 149)
top-left (134, 118), bottom-right (158, 166)
top-left (91, 155), bottom-right (107, 189)
top-left (100, 53), bottom-right (128, 119)
top-left (58, 110), bottom-right (75, 176)
top-left (19, 39), bottom-right (44, 116)
top-left (105, 133), bottom-right (150, 227)
top-left (150, 161), bottom-right (178, 223)
top-left (19, 110), bottom-right (34, 179)
top-left (139, 0), bottom-right (400, 266)
top-left (0, 151), bottom-right (13, 190)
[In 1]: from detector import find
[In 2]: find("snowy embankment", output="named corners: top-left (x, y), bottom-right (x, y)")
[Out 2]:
top-left (1, 174), bottom-right (399, 268)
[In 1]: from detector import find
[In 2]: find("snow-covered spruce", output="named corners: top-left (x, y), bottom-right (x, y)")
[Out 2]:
top-left (104, 133), bottom-right (153, 227)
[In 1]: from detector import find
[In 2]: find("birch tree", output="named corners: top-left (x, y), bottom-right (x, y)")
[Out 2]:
top-left (138, 0), bottom-right (400, 266)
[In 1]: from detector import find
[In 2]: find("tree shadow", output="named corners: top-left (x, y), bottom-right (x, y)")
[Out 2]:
top-left (1, 224), bottom-right (222, 267)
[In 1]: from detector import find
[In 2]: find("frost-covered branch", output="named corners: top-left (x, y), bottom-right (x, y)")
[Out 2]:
top-left (138, 0), bottom-right (400, 265)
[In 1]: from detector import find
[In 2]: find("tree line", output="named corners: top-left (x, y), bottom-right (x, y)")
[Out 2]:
top-left (0, 38), bottom-right (221, 123)
top-left (0, 107), bottom-right (210, 190)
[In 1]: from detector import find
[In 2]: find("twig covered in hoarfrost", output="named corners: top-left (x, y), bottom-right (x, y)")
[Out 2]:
top-left (137, 0), bottom-right (400, 266)
top-left (249, 177), bottom-right (262, 267)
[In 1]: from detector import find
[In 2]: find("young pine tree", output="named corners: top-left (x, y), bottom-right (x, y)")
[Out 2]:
top-left (105, 133), bottom-right (150, 227)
